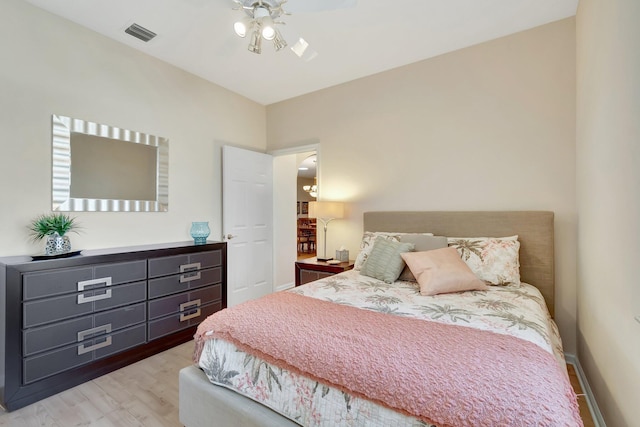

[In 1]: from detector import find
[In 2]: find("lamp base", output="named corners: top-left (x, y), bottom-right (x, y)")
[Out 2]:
top-left (316, 256), bottom-right (333, 262)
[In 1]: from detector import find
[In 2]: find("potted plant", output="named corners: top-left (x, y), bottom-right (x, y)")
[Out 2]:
top-left (29, 213), bottom-right (80, 255)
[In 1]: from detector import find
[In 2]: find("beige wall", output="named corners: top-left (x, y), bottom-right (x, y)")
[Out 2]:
top-left (576, 0), bottom-right (640, 425)
top-left (0, 0), bottom-right (266, 256)
top-left (9, 1), bottom-right (636, 423)
top-left (273, 154), bottom-right (298, 291)
top-left (267, 18), bottom-right (577, 353)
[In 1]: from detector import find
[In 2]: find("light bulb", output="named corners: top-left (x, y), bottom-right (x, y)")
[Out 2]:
top-left (234, 17), bottom-right (252, 38)
top-left (234, 22), bottom-right (246, 37)
top-left (261, 16), bottom-right (275, 40)
top-left (262, 25), bottom-right (275, 40)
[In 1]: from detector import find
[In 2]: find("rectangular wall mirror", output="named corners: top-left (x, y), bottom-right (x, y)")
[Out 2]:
top-left (52, 115), bottom-right (169, 212)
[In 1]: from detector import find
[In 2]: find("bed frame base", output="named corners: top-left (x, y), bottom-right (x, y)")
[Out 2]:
top-left (179, 365), bottom-right (300, 427)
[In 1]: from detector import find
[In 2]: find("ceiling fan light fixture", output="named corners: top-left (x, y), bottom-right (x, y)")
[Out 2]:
top-left (261, 18), bottom-right (276, 40)
top-left (253, 6), bottom-right (270, 20)
top-left (232, 0), bottom-right (321, 58)
top-left (273, 29), bottom-right (287, 51)
top-left (248, 29), bottom-right (262, 54)
top-left (234, 16), bottom-right (253, 38)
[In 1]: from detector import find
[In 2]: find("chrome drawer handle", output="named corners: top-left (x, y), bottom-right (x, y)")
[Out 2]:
top-left (179, 271), bottom-right (201, 283)
top-left (180, 262), bottom-right (201, 273)
top-left (179, 263), bottom-right (202, 283)
top-left (77, 324), bottom-right (112, 355)
top-left (179, 299), bottom-right (201, 322)
top-left (77, 277), bottom-right (112, 304)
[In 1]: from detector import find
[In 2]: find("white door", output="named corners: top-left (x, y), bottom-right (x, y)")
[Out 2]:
top-left (222, 145), bottom-right (273, 307)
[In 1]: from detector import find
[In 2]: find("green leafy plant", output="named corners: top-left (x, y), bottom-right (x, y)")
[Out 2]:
top-left (28, 213), bottom-right (81, 241)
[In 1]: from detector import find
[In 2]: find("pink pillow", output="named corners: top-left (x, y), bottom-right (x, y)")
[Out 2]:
top-left (401, 247), bottom-right (489, 296)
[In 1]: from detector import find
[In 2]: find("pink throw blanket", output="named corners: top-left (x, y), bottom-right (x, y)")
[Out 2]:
top-left (194, 292), bottom-right (582, 427)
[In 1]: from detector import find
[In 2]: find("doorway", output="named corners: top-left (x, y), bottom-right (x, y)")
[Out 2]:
top-left (296, 152), bottom-right (317, 260)
top-left (270, 143), bottom-right (319, 291)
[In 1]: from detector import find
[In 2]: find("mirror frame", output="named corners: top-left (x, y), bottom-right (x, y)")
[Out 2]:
top-left (52, 114), bottom-right (169, 212)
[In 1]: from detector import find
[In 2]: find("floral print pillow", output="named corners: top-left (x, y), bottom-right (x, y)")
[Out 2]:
top-left (354, 231), bottom-right (433, 270)
top-left (447, 236), bottom-right (521, 285)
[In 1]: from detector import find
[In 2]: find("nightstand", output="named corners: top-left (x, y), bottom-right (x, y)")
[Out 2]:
top-left (295, 258), bottom-right (355, 286)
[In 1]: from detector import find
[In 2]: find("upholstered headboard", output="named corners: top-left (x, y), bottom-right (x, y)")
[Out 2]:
top-left (363, 211), bottom-right (555, 316)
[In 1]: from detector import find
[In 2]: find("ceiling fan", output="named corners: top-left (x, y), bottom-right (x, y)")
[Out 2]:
top-left (230, 0), bottom-right (356, 60)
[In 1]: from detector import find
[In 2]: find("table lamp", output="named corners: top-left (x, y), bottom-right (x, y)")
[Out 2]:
top-left (308, 201), bottom-right (344, 261)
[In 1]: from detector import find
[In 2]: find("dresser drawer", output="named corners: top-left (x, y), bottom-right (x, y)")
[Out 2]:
top-left (23, 260), bottom-right (147, 300)
top-left (148, 250), bottom-right (222, 278)
top-left (23, 323), bottom-right (147, 384)
top-left (148, 301), bottom-right (221, 341)
top-left (93, 322), bottom-right (147, 359)
top-left (23, 267), bottom-right (92, 300)
top-left (23, 303), bottom-right (147, 357)
top-left (148, 284), bottom-right (221, 320)
top-left (23, 280), bottom-right (147, 328)
top-left (148, 267), bottom-right (221, 299)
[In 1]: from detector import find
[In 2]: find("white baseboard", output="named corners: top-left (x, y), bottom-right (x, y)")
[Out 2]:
top-left (274, 282), bottom-right (295, 292)
top-left (564, 353), bottom-right (607, 427)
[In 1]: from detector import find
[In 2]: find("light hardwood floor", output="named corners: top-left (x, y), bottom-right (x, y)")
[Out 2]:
top-left (1, 342), bottom-right (595, 427)
top-left (0, 342), bottom-right (193, 427)
top-left (567, 363), bottom-right (597, 427)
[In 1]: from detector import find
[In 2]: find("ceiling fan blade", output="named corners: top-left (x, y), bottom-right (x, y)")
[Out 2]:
top-left (285, 0), bottom-right (357, 14)
top-left (290, 37), bottom-right (318, 61)
top-left (227, 0), bottom-right (248, 11)
top-left (278, 25), bottom-right (318, 61)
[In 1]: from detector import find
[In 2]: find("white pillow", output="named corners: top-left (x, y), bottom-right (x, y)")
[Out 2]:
top-left (447, 236), bottom-right (520, 285)
top-left (360, 237), bottom-right (415, 284)
top-left (354, 231), bottom-right (433, 270)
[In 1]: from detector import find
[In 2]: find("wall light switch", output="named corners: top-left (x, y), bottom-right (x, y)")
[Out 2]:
top-left (636, 315), bottom-right (640, 325)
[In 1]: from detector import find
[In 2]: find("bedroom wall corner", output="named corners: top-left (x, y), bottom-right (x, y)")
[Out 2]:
top-left (576, 0), bottom-right (640, 425)
top-left (564, 354), bottom-right (606, 427)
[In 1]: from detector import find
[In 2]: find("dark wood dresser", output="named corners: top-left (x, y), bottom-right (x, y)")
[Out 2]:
top-left (0, 241), bottom-right (226, 411)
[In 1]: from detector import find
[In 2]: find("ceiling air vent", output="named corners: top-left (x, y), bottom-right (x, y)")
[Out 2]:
top-left (125, 23), bottom-right (157, 42)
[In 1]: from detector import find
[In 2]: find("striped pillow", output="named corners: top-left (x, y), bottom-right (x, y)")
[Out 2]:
top-left (354, 231), bottom-right (433, 270)
top-left (360, 237), bottom-right (414, 284)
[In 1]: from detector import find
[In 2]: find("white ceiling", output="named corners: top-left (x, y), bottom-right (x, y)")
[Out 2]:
top-left (23, 0), bottom-right (578, 105)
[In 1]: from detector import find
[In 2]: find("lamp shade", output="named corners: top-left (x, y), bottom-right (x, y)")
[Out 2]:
top-left (309, 201), bottom-right (344, 220)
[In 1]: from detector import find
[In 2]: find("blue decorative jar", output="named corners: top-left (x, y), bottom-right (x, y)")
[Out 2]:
top-left (190, 222), bottom-right (210, 245)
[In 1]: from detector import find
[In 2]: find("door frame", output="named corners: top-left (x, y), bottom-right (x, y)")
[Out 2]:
top-left (269, 141), bottom-right (320, 291)
top-left (269, 140), bottom-right (321, 195)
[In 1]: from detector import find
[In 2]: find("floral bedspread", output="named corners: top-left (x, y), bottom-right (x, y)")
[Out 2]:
top-left (197, 270), bottom-right (565, 427)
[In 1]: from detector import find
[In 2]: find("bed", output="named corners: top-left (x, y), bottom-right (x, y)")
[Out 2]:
top-left (179, 211), bottom-right (581, 427)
